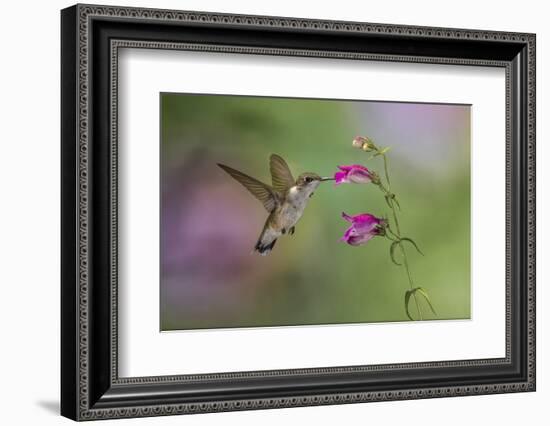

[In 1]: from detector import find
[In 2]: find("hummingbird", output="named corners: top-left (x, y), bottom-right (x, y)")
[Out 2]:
top-left (218, 154), bottom-right (334, 255)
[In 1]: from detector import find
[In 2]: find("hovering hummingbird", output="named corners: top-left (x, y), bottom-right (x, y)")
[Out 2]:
top-left (218, 154), bottom-right (334, 255)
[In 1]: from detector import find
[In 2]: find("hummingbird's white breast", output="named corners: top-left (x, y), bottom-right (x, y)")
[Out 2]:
top-left (278, 183), bottom-right (320, 229)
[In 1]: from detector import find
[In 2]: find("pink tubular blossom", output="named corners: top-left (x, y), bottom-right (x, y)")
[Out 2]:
top-left (334, 164), bottom-right (373, 185)
top-left (340, 212), bottom-right (386, 246)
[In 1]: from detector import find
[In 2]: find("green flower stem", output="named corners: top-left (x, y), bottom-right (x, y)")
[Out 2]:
top-left (383, 154), bottom-right (391, 187)
top-left (375, 150), bottom-right (423, 321)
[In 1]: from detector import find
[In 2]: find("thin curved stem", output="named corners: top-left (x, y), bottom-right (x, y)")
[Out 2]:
top-left (376, 152), bottom-right (422, 320)
top-left (383, 154), bottom-right (391, 188)
top-left (400, 244), bottom-right (422, 320)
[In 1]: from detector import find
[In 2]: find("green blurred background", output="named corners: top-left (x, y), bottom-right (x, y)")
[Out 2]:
top-left (160, 93), bottom-right (470, 330)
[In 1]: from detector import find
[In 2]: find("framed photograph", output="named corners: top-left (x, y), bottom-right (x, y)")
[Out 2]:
top-left (61, 4), bottom-right (536, 421)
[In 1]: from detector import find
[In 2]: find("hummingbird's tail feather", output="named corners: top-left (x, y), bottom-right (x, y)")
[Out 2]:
top-left (253, 225), bottom-right (279, 256)
top-left (254, 238), bottom-right (277, 256)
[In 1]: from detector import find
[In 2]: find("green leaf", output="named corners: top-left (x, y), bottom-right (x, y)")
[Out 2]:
top-left (405, 287), bottom-right (437, 320)
top-left (400, 237), bottom-right (424, 255)
top-left (392, 197), bottom-right (401, 210)
top-left (404, 289), bottom-right (415, 321)
top-left (384, 194), bottom-right (394, 209)
top-left (389, 241), bottom-right (402, 266)
top-left (416, 287), bottom-right (437, 316)
top-left (373, 147), bottom-right (391, 157)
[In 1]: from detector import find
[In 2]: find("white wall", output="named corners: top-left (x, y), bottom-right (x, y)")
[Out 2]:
top-left (0, 0), bottom-right (546, 424)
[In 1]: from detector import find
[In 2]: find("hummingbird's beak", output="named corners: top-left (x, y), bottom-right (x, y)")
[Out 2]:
top-left (320, 177), bottom-right (335, 182)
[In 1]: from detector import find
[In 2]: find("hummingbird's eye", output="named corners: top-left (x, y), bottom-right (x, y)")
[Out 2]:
top-left (305, 176), bottom-right (313, 183)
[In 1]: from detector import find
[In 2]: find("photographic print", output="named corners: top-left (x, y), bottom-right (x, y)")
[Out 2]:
top-left (160, 93), bottom-right (471, 331)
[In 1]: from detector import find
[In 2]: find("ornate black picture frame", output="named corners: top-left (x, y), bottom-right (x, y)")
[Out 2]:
top-left (61, 4), bottom-right (536, 421)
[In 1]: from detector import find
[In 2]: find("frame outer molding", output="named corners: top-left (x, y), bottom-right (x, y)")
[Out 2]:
top-left (61, 3), bottom-right (536, 421)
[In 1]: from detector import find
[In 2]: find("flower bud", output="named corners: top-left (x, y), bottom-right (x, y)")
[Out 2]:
top-left (352, 136), bottom-right (366, 148)
top-left (352, 136), bottom-right (374, 151)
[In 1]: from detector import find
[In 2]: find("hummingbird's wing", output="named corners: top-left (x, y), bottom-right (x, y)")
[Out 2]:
top-left (217, 163), bottom-right (280, 212)
top-left (269, 154), bottom-right (295, 194)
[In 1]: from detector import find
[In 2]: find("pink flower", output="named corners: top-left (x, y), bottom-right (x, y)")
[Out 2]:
top-left (334, 165), bottom-right (373, 185)
top-left (340, 212), bottom-right (386, 246)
